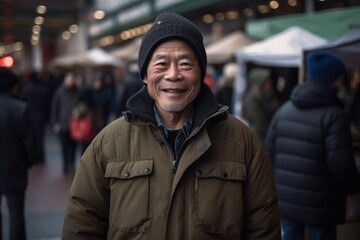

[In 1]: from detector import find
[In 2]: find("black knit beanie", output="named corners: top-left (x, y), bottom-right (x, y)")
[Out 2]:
top-left (138, 12), bottom-right (207, 81)
top-left (0, 67), bottom-right (20, 91)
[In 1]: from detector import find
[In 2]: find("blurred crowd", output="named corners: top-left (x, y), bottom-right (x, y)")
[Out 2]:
top-left (6, 56), bottom-right (359, 176)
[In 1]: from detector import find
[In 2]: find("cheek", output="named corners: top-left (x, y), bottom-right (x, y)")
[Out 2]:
top-left (186, 82), bottom-right (201, 101)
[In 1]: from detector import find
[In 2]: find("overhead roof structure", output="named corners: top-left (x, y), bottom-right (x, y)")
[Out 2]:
top-left (303, 27), bottom-right (360, 70)
top-left (0, 0), bottom-right (90, 45)
top-left (246, 6), bottom-right (360, 41)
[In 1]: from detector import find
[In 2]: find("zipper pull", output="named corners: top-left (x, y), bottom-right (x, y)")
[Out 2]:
top-left (171, 160), bottom-right (177, 173)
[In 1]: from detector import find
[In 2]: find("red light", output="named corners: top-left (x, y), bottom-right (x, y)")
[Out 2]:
top-left (0, 56), bottom-right (14, 67)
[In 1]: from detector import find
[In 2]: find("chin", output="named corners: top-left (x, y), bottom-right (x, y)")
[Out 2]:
top-left (160, 103), bottom-right (187, 112)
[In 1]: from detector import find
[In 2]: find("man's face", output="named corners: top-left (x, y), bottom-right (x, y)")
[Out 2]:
top-left (144, 40), bottom-right (201, 113)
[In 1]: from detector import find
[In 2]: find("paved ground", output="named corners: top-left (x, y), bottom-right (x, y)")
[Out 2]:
top-left (1, 129), bottom-right (77, 240)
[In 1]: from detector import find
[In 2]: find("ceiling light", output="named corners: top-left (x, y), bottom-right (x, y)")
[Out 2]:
top-left (69, 24), bottom-right (79, 33)
top-left (258, 5), bottom-right (271, 13)
top-left (203, 14), bottom-right (214, 24)
top-left (31, 39), bottom-right (39, 45)
top-left (226, 11), bottom-right (239, 20)
top-left (288, 0), bottom-right (298, 7)
top-left (32, 34), bottom-right (40, 41)
top-left (37, 5), bottom-right (47, 14)
top-left (94, 10), bottom-right (105, 20)
top-left (34, 16), bottom-right (44, 25)
top-left (62, 31), bottom-right (71, 40)
top-left (32, 25), bottom-right (41, 34)
top-left (269, 1), bottom-right (280, 9)
top-left (243, 8), bottom-right (253, 17)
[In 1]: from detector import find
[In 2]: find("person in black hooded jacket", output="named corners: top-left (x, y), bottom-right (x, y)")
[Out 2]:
top-left (0, 67), bottom-right (36, 240)
top-left (265, 51), bottom-right (360, 240)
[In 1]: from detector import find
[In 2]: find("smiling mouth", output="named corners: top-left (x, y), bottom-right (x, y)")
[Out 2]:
top-left (162, 88), bottom-right (186, 93)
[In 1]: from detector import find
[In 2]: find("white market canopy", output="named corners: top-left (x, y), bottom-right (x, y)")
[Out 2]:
top-left (51, 48), bottom-right (122, 68)
top-left (86, 48), bottom-right (123, 66)
top-left (236, 26), bottom-right (328, 67)
top-left (110, 37), bottom-right (142, 62)
top-left (206, 31), bottom-right (254, 64)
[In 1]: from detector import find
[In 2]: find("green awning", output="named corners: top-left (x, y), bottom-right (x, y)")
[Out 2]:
top-left (246, 6), bottom-right (360, 41)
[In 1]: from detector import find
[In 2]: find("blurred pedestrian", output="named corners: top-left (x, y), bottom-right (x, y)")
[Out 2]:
top-left (265, 51), bottom-right (360, 240)
top-left (0, 67), bottom-right (36, 240)
top-left (242, 67), bottom-right (278, 143)
top-left (102, 72), bottom-right (117, 124)
top-left (51, 71), bottom-right (81, 174)
top-left (215, 62), bottom-right (238, 114)
top-left (62, 12), bottom-right (280, 240)
top-left (115, 62), bottom-right (142, 116)
top-left (20, 71), bottom-right (51, 164)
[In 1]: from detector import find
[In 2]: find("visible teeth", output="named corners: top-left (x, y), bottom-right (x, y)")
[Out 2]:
top-left (164, 89), bottom-right (182, 93)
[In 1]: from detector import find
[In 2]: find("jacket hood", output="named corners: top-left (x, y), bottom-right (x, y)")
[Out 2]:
top-left (126, 82), bottom-right (225, 128)
top-left (291, 81), bottom-right (342, 109)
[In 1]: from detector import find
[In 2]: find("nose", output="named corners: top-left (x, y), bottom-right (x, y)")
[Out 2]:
top-left (164, 63), bottom-right (183, 81)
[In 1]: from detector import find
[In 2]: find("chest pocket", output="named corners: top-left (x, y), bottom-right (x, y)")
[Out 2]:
top-left (105, 159), bottom-right (153, 233)
top-left (194, 160), bottom-right (246, 235)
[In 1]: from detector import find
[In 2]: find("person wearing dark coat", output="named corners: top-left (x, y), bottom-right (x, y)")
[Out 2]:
top-left (214, 62), bottom-right (238, 115)
top-left (51, 71), bottom-right (81, 174)
top-left (20, 71), bottom-right (51, 164)
top-left (0, 67), bottom-right (36, 240)
top-left (115, 62), bottom-right (143, 116)
top-left (265, 51), bottom-right (360, 240)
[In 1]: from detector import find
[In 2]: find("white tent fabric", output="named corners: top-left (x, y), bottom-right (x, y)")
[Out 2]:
top-left (236, 26), bottom-right (327, 67)
top-left (233, 26), bottom-right (328, 119)
top-left (206, 31), bottom-right (254, 64)
top-left (110, 37), bottom-right (142, 62)
top-left (50, 52), bottom-right (90, 68)
top-left (51, 48), bottom-right (123, 68)
top-left (86, 48), bottom-right (123, 66)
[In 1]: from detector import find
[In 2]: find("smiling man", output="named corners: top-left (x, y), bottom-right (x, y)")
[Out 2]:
top-left (62, 12), bottom-right (281, 240)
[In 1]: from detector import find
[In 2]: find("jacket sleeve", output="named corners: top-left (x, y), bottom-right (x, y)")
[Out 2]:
top-left (62, 139), bottom-right (110, 239)
top-left (244, 135), bottom-right (281, 240)
top-left (326, 109), bottom-right (360, 194)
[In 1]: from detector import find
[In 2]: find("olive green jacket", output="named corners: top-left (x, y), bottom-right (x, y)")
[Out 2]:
top-left (62, 85), bottom-right (280, 240)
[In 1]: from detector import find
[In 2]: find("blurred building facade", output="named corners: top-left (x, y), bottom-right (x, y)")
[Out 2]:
top-left (1, 0), bottom-right (360, 74)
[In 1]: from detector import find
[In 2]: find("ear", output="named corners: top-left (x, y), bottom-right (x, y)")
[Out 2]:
top-left (143, 75), bottom-right (148, 85)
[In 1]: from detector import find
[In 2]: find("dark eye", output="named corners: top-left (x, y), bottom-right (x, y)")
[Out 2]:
top-left (179, 61), bottom-right (194, 71)
top-left (154, 61), bottom-right (168, 68)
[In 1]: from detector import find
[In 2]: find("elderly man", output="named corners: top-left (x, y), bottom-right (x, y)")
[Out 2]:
top-left (62, 12), bottom-right (280, 240)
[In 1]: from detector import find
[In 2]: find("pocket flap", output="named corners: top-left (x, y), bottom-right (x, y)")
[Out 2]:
top-left (105, 160), bottom-right (153, 179)
top-left (196, 161), bottom-right (246, 181)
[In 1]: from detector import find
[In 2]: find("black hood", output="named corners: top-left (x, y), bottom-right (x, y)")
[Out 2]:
top-left (291, 81), bottom-right (343, 109)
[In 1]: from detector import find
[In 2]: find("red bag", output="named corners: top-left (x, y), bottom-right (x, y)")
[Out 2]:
top-left (69, 115), bottom-right (95, 143)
